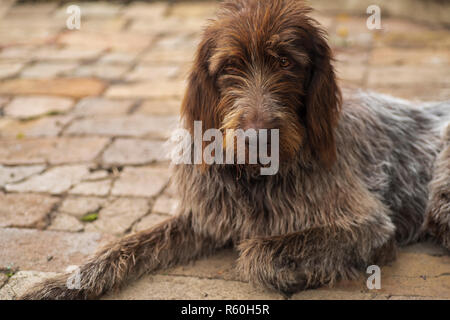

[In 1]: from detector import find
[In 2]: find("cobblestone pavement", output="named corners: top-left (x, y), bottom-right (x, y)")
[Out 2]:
top-left (0, 1), bottom-right (449, 300)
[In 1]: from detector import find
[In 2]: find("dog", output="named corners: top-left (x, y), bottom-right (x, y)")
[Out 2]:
top-left (22, 0), bottom-right (449, 299)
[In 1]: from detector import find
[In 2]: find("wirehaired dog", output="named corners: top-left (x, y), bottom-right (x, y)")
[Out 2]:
top-left (22, 0), bottom-right (449, 299)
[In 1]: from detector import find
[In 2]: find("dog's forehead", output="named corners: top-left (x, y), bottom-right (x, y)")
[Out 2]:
top-left (208, 23), bottom-right (309, 75)
top-left (207, 1), bottom-right (313, 74)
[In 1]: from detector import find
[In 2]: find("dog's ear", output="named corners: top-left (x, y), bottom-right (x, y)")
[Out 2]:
top-left (304, 28), bottom-right (342, 168)
top-left (181, 30), bottom-right (221, 135)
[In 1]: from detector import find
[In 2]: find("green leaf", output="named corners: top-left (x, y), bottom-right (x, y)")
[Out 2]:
top-left (81, 212), bottom-right (99, 222)
top-left (46, 111), bottom-right (62, 116)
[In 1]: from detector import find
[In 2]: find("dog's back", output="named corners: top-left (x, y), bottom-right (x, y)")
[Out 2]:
top-left (423, 101), bottom-right (450, 136)
top-left (338, 91), bottom-right (447, 244)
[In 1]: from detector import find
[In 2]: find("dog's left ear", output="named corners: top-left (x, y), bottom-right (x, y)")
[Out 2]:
top-left (304, 27), bottom-right (342, 168)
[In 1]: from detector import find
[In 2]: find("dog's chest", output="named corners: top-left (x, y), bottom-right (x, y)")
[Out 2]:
top-left (181, 166), bottom-right (324, 240)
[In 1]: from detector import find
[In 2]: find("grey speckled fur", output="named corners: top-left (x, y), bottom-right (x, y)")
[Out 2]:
top-left (21, 90), bottom-right (449, 300)
top-left (20, 0), bottom-right (449, 300)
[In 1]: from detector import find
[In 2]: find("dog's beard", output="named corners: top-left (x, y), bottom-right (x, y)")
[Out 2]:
top-left (220, 111), bottom-right (305, 164)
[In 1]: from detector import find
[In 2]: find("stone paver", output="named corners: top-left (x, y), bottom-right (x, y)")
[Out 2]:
top-left (32, 47), bottom-right (104, 62)
top-left (111, 166), bottom-right (170, 198)
top-left (136, 99), bottom-right (181, 116)
top-left (0, 79), bottom-right (106, 98)
top-left (374, 87), bottom-right (450, 102)
top-left (106, 81), bottom-right (185, 99)
top-left (0, 193), bottom-right (58, 229)
top-left (7, 3), bottom-right (57, 17)
top-left (0, 137), bottom-right (109, 165)
top-left (21, 62), bottom-right (78, 79)
top-left (370, 48), bottom-right (450, 66)
top-left (72, 97), bottom-right (134, 116)
top-left (0, 0), bottom-right (449, 301)
top-left (57, 2), bottom-right (122, 19)
top-left (335, 62), bottom-right (367, 85)
top-left (69, 180), bottom-right (112, 197)
top-left (163, 179), bottom-right (179, 198)
top-left (332, 16), bottom-right (375, 48)
top-left (0, 116), bottom-right (73, 138)
top-left (85, 198), bottom-right (149, 235)
top-left (133, 213), bottom-right (169, 232)
top-left (155, 33), bottom-right (200, 50)
top-left (82, 170), bottom-right (110, 181)
top-left (292, 288), bottom-right (381, 300)
top-left (152, 195), bottom-right (180, 216)
top-left (0, 274), bottom-right (8, 289)
top-left (80, 19), bottom-right (128, 34)
top-left (65, 115), bottom-right (177, 139)
top-left (141, 48), bottom-right (196, 63)
top-left (105, 275), bottom-right (283, 300)
top-left (368, 66), bottom-right (450, 87)
top-left (4, 96), bottom-right (74, 119)
top-left (0, 62), bottom-right (24, 79)
top-left (98, 51), bottom-right (138, 65)
top-left (0, 271), bottom-right (60, 300)
top-left (0, 0), bottom-right (15, 19)
top-left (291, 243), bottom-right (450, 300)
top-left (0, 46), bottom-right (35, 62)
top-left (0, 96), bottom-right (8, 109)
top-left (72, 64), bottom-right (129, 81)
top-left (5, 165), bottom-right (89, 194)
top-left (0, 228), bottom-right (112, 272)
top-left (163, 249), bottom-right (239, 282)
top-left (58, 32), bottom-right (153, 52)
top-left (0, 27), bottom-right (57, 47)
top-left (126, 64), bottom-right (180, 81)
top-left (59, 197), bottom-right (106, 219)
top-left (123, 2), bottom-right (168, 19)
top-left (48, 213), bottom-right (85, 233)
top-left (129, 17), bottom-right (204, 35)
top-left (0, 165), bottom-right (45, 187)
top-left (102, 139), bottom-right (169, 166)
top-left (169, 1), bottom-right (218, 18)
top-left (377, 31), bottom-right (450, 49)
top-left (0, 15), bottom-right (61, 30)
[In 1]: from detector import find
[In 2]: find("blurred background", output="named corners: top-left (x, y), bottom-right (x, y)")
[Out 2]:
top-left (0, 0), bottom-right (449, 300)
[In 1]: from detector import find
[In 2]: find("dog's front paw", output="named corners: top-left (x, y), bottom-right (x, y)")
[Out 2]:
top-left (237, 237), bottom-right (312, 296)
top-left (425, 218), bottom-right (450, 252)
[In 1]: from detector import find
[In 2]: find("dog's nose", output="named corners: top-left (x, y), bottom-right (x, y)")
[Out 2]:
top-left (243, 119), bottom-right (266, 131)
top-left (242, 112), bottom-right (270, 131)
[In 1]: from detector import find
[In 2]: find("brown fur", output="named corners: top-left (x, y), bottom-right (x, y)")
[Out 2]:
top-left (423, 124), bottom-right (450, 249)
top-left (21, 0), bottom-right (449, 300)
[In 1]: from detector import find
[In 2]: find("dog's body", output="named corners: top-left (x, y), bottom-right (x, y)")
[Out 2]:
top-left (175, 91), bottom-right (450, 293)
top-left (22, 0), bottom-right (449, 299)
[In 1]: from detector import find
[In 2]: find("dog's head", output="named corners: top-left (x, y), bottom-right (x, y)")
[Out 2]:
top-left (181, 0), bottom-right (341, 167)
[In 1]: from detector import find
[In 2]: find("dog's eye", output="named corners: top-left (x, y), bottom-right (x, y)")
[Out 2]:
top-left (279, 57), bottom-right (291, 69)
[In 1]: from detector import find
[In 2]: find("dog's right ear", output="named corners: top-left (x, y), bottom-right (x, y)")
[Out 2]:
top-left (181, 30), bottom-right (221, 135)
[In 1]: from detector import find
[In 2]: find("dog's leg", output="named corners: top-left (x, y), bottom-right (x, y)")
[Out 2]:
top-left (20, 214), bottom-right (217, 300)
top-left (237, 224), bottom-right (397, 296)
top-left (423, 124), bottom-right (450, 251)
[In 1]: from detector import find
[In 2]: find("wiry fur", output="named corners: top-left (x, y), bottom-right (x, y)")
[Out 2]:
top-left (423, 121), bottom-right (450, 248)
top-left (21, 0), bottom-right (449, 300)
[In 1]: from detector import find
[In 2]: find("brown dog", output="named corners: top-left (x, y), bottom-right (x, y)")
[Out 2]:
top-left (22, 0), bottom-right (449, 299)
